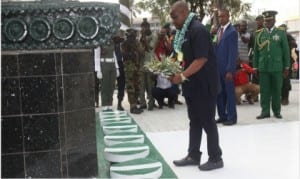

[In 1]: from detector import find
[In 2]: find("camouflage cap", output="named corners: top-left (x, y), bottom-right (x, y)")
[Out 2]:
top-left (255, 15), bottom-right (264, 20)
top-left (262, 10), bottom-right (278, 20)
top-left (126, 28), bottom-right (137, 36)
top-left (141, 18), bottom-right (150, 28)
top-left (112, 34), bottom-right (124, 42)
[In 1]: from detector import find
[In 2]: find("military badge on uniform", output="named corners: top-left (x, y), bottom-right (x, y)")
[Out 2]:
top-left (272, 34), bottom-right (280, 41)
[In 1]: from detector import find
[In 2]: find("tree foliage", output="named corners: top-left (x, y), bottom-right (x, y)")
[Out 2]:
top-left (129, 0), bottom-right (142, 20)
top-left (134, 0), bottom-right (251, 25)
top-left (135, 0), bottom-right (171, 25)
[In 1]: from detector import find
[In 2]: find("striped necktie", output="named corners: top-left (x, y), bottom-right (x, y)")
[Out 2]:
top-left (218, 27), bottom-right (224, 43)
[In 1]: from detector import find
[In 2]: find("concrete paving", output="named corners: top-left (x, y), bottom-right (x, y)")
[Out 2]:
top-left (96, 80), bottom-right (299, 178)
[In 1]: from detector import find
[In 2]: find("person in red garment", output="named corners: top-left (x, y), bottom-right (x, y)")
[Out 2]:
top-left (154, 28), bottom-right (172, 61)
top-left (234, 60), bottom-right (260, 105)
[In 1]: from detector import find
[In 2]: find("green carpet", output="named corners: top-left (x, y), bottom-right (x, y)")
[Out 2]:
top-left (96, 112), bottom-right (177, 178)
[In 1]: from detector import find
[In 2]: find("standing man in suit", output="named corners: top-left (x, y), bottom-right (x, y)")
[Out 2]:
top-left (253, 11), bottom-right (290, 119)
top-left (215, 9), bottom-right (238, 125)
top-left (170, 1), bottom-right (223, 171)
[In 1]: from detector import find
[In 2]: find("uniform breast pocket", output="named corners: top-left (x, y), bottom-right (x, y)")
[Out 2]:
top-left (260, 36), bottom-right (268, 43)
top-left (258, 57), bottom-right (266, 67)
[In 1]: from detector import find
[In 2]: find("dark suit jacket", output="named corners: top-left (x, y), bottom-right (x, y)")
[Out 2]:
top-left (215, 24), bottom-right (238, 75)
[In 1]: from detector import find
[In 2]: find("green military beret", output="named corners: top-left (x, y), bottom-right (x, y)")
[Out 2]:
top-left (262, 10), bottom-right (278, 20)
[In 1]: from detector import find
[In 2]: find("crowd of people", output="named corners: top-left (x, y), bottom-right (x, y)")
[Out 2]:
top-left (94, 3), bottom-right (299, 118)
top-left (94, 17), bottom-right (185, 114)
top-left (93, 0), bottom-right (299, 172)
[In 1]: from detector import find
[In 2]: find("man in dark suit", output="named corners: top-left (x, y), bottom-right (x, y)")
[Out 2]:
top-left (215, 9), bottom-right (238, 125)
top-left (169, 1), bottom-right (223, 171)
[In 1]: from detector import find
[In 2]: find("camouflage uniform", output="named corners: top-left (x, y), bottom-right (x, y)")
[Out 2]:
top-left (121, 29), bottom-right (145, 114)
top-left (139, 25), bottom-right (157, 110)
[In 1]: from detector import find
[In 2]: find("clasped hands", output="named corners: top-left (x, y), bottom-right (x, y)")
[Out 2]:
top-left (169, 73), bottom-right (188, 84)
top-left (169, 74), bottom-right (182, 84)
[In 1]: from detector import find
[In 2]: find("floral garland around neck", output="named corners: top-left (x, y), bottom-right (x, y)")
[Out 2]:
top-left (173, 12), bottom-right (195, 62)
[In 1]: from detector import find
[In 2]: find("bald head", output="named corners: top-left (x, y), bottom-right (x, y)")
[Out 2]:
top-left (170, 1), bottom-right (190, 29)
top-left (171, 1), bottom-right (189, 13)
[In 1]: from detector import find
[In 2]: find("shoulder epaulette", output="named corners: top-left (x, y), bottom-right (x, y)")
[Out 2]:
top-left (255, 29), bottom-right (263, 33)
top-left (277, 27), bottom-right (286, 31)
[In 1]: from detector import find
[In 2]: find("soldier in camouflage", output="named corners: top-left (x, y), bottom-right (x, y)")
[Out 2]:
top-left (121, 28), bottom-right (145, 114)
top-left (139, 18), bottom-right (156, 111)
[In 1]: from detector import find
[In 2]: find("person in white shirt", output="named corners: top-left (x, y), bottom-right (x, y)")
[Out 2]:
top-left (152, 74), bottom-right (177, 109)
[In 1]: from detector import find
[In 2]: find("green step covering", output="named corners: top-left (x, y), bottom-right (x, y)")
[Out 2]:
top-left (110, 158), bottom-right (162, 178)
top-left (100, 114), bottom-right (129, 119)
top-left (102, 123), bottom-right (138, 135)
top-left (104, 133), bottom-right (145, 146)
top-left (101, 110), bottom-right (128, 115)
top-left (104, 143), bottom-right (149, 163)
top-left (100, 111), bottom-right (128, 119)
top-left (100, 117), bottom-right (132, 126)
top-left (96, 112), bottom-right (177, 178)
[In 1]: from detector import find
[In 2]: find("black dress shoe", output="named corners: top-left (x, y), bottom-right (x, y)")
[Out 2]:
top-left (199, 159), bottom-right (224, 171)
top-left (222, 120), bottom-right (236, 126)
top-left (148, 105), bottom-right (154, 111)
top-left (173, 156), bottom-right (199, 166)
top-left (168, 101), bottom-right (175, 109)
top-left (130, 107), bottom-right (143, 114)
top-left (102, 109), bottom-right (113, 112)
top-left (274, 114), bottom-right (282, 119)
top-left (148, 102), bottom-right (154, 111)
top-left (140, 104), bottom-right (147, 109)
top-left (216, 118), bottom-right (226, 123)
top-left (256, 114), bottom-right (270, 119)
top-left (175, 100), bottom-right (183, 105)
top-left (117, 104), bottom-right (124, 111)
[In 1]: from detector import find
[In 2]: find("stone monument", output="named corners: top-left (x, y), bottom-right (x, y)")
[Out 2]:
top-left (1, 0), bottom-right (120, 177)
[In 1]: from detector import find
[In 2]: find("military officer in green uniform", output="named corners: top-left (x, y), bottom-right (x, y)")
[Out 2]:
top-left (95, 41), bottom-right (120, 111)
top-left (253, 10), bottom-right (290, 119)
